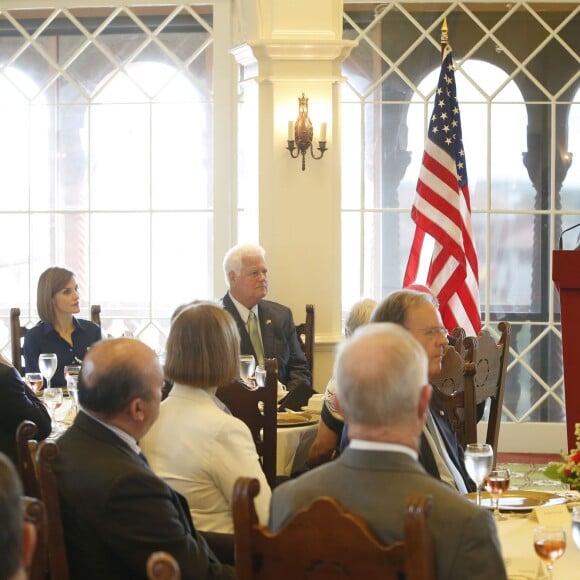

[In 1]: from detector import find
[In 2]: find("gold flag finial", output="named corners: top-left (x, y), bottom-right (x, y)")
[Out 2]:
top-left (441, 17), bottom-right (449, 57)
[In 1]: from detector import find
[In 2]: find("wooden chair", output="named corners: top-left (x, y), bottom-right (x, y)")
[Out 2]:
top-left (147, 551), bottom-right (181, 580)
top-left (36, 440), bottom-right (70, 580)
top-left (10, 307), bottom-right (28, 375)
top-left (295, 304), bottom-right (314, 374)
top-left (216, 358), bottom-right (278, 488)
top-left (10, 304), bottom-right (102, 374)
top-left (232, 477), bottom-right (435, 580)
top-left (23, 496), bottom-right (47, 580)
top-left (16, 420), bottom-right (41, 498)
top-left (431, 322), bottom-right (511, 460)
top-left (469, 321), bottom-right (511, 460)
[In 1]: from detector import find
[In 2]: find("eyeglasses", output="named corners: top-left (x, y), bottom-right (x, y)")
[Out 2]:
top-left (406, 326), bottom-right (448, 339)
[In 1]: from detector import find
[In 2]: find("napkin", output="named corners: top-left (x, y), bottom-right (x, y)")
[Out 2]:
top-left (530, 503), bottom-right (569, 525)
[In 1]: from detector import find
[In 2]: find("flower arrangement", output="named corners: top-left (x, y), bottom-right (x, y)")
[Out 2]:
top-left (544, 423), bottom-right (580, 488)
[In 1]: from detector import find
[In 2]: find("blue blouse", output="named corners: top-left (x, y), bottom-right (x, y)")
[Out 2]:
top-left (23, 317), bottom-right (102, 388)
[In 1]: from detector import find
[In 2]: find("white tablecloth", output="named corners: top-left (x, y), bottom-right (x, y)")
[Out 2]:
top-left (276, 420), bottom-right (318, 477)
top-left (497, 515), bottom-right (580, 579)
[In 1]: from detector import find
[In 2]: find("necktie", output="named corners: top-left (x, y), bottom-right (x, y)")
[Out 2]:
top-left (247, 311), bottom-right (265, 366)
top-left (425, 411), bottom-right (468, 494)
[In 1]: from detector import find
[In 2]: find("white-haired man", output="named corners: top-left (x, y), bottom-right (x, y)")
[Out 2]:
top-left (221, 243), bottom-right (314, 411)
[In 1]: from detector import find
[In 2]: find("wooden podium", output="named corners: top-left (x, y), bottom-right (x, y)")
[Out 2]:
top-left (552, 250), bottom-right (580, 451)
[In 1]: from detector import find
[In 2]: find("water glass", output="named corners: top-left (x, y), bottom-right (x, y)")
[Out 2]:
top-left (39, 353), bottom-right (58, 389)
top-left (464, 443), bottom-right (494, 506)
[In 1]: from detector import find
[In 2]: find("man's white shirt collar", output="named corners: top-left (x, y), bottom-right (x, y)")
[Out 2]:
top-left (349, 439), bottom-right (418, 461)
top-left (228, 292), bottom-right (259, 324)
top-left (82, 409), bottom-right (141, 455)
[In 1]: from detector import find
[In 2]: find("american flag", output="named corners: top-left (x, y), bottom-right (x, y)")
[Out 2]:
top-left (403, 43), bottom-right (481, 336)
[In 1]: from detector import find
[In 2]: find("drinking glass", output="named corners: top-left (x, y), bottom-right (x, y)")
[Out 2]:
top-left (239, 355), bottom-right (256, 383)
top-left (44, 387), bottom-right (64, 432)
top-left (64, 365), bottom-right (81, 384)
top-left (533, 526), bottom-right (566, 579)
top-left (38, 353), bottom-right (58, 390)
top-left (67, 375), bottom-right (80, 413)
top-left (464, 443), bottom-right (494, 506)
top-left (255, 365), bottom-right (266, 387)
top-left (572, 507), bottom-right (580, 550)
top-left (484, 468), bottom-right (510, 519)
top-left (25, 372), bottom-right (44, 394)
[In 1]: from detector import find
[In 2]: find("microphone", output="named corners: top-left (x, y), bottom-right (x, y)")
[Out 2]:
top-left (558, 223), bottom-right (580, 250)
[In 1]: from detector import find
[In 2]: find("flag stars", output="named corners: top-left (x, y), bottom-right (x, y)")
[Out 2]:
top-left (444, 137), bottom-right (453, 146)
top-left (438, 99), bottom-right (445, 108)
top-left (440, 112), bottom-right (448, 120)
top-left (443, 124), bottom-right (451, 133)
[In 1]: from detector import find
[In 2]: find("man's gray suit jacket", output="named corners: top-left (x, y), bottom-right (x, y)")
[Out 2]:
top-left (270, 447), bottom-right (507, 580)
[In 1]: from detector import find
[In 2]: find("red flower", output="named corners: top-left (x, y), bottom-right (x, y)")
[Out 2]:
top-left (565, 467), bottom-right (573, 476)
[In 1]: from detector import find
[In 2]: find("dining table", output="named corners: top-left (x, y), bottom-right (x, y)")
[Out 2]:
top-left (497, 513), bottom-right (580, 579)
top-left (276, 413), bottom-right (319, 477)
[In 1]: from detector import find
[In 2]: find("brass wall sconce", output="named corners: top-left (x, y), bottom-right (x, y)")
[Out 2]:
top-left (286, 93), bottom-right (328, 171)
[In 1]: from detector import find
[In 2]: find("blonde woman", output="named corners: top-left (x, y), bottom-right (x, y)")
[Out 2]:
top-left (141, 301), bottom-right (271, 534)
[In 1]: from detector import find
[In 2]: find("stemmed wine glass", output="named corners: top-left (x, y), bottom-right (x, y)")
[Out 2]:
top-left (44, 387), bottom-right (64, 432)
top-left (484, 468), bottom-right (510, 520)
top-left (533, 526), bottom-right (566, 580)
top-left (464, 443), bottom-right (494, 506)
top-left (38, 353), bottom-right (58, 390)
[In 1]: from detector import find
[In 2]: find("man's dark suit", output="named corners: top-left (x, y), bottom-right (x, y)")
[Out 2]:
top-left (52, 411), bottom-right (235, 580)
top-left (420, 390), bottom-right (476, 492)
top-left (222, 293), bottom-right (314, 410)
top-left (0, 363), bottom-right (51, 465)
top-left (270, 447), bottom-right (506, 580)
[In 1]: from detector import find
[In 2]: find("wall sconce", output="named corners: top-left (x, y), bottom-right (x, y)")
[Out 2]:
top-left (286, 93), bottom-right (328, 171)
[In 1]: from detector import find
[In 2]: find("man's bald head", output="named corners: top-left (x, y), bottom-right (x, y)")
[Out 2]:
top-left (79, 338), bottom-right (162, 419)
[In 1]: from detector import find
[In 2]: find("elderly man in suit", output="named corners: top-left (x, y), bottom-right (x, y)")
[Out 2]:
top-left (221, 243), bottom-right (314, 411)
top-left (371, 289), bottom-right (475, 493)
top-left (0, 452), bottom-right (37, 580)
top-left (51, 338), bottom-right (235, 580)
top-left (269, 323), bottom-right (506, 580)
